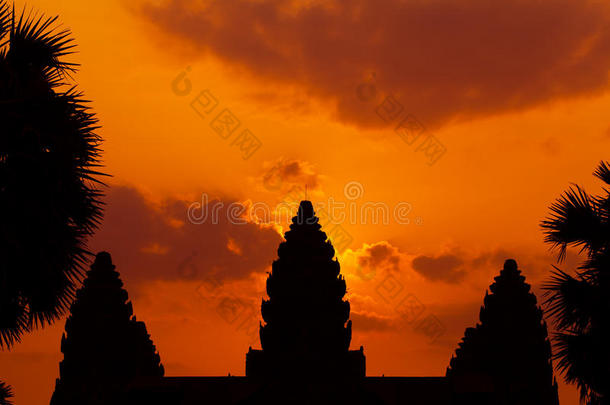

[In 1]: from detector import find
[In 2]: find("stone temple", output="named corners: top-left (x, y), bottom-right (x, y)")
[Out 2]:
top-left (54, 201), bottom-right (560, 405)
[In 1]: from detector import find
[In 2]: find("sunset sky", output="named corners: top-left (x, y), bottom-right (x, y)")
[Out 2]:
top-left (4, 0), bottom-right (610, 403)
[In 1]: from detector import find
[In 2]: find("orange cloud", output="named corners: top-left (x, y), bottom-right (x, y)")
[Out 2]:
top-left (136, 0), bottom-right (610, 129)
top-left (350, 311), bottom-right (394, 332)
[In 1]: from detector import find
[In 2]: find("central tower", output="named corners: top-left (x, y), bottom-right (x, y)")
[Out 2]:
top-left (246, 201), bottom-right (365, 379)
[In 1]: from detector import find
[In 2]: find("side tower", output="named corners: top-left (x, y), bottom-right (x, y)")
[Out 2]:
top-left (246, 201), bottom-right (365, 379)
top-left (51, 252), bottom-right (164, 405)
top-left (447, 259), bottom-right (559, 405)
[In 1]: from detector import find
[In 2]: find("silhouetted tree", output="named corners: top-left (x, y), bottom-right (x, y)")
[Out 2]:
top-left (50, 252), bottom-right (163, 405)
top-left (0, 381), bottom-right (12, 405)
top-left (541, 161), bottom-right (610, 405)
top-left (0, 0), bottom-right (105, 348)
top-left (447, 259), bottom-right (559, 405)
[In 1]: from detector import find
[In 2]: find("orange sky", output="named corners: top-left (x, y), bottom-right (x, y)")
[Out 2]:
top-left (4, 0), bottom-right (610, 403)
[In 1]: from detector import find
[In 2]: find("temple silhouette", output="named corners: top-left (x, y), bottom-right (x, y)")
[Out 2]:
top-left (447, 259), bottom-right (559, 405)
top-left (246, 200), bottom-right (365, 380)
top-left (51, 252), bottom-right (164, 405)
top-left (51, 201), bottom-right (560, 405)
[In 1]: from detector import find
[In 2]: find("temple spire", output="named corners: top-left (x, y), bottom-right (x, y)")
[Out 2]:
top-left (246, 200), bottom-right (364, 379)
top-left (447, 259), bottom-right (559, 405)
top-left (51, 252), bottom-right (164, 405)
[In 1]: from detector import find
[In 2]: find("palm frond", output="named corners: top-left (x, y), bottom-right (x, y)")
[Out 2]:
top-left (7, 6), bottom-right (77, 87)
top-left (0, 0), bottom-right (10, 44)
top-left (0, 296), bottom-right (29, 348)
top-left (593, 161), bottom-right (610, 186)
top-left (577, 248), bottom-right (610, 285)
top-left (543, 267), bottom-right (594, 332)
top-left (0, 380), bottom-right (13, 405)
top-left (552, 331), bottom-right (608, 405)
top-left (541, 184), bottom-right (605, 262)
top-left (553, 332), bottom-right (588, 398)
top-left (542, 161), bottom-right (610, 404)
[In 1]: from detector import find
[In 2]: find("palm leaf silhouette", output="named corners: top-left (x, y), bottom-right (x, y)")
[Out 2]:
top-left (541, 161), bottom-right (610, 404)
top-left (0, 0), bottom-right (106, 348)
top-left (0, 381), bottom-right (13, 405)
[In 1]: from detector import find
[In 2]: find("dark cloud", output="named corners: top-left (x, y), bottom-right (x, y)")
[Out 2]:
top-left (89, 186), bottom-right (282, 287)
top-left (136, 0), bottom-right (610, 129)
top-left (261, 158), bottom-right (320, 193)
top-left (411, 247), bottom-right (525, 284)
top-left (357, 241), bottom-right (400, 273)
top-left (470, 248), bottom-right (513, 270)
top-left (412, 253), bottom-right (465, 283)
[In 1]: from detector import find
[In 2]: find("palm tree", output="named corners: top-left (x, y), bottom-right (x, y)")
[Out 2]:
top-left (541, 161), bottom-right (610, 404)
top-left (0, 0), bottom-right (106, 348)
